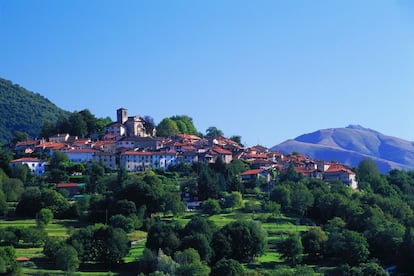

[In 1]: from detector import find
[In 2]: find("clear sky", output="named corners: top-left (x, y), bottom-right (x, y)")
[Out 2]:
top-left (1, 0), bottom-right (414, 147)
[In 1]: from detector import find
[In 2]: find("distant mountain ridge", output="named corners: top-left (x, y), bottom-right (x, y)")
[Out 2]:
top-left (0, 78), bottom-right (69, 143)
top-left (271, 125), bottom-right (414, 173)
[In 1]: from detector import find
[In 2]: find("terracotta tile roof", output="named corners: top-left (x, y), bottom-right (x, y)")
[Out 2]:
top-left (325, 164), bottom-right (355, 174)
top-left (57, 183), bottom-right (79, 188)
top-left (212, 147), bottom-right (232, 155)
top-left (65, 149), bottom-right (99, 153)
top-left (36, 142), bottom-right (67, 150)
top-left (16, 140), bottom-right (37, 146)
top-left (11, 157), bottom-right (42, 163)
top-left (241, 169), bottom-right (265, 176)
top-left (94, 140), bottom-right (116, 147)
top-left (175, 134), bottom-right (201, 140)
top-left (122, 151), bottom-right (153, 156)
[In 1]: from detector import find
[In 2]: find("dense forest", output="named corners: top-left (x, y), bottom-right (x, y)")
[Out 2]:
top-left (0, 78), bottom-right (69, 143)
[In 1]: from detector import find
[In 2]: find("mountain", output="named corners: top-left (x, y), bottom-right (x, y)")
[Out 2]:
top-left (0, 78), bottom-right (69, 143)
top-left (271, 125), bottom-right (414, 173)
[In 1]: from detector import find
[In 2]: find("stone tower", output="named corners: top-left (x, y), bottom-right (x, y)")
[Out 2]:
top-left (117, 108), bottom-right (128, 124)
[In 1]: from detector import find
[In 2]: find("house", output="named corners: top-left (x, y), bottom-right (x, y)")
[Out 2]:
top-left (241, 169), bottom-right (271, 183)
top-left (57, 183), bottom-right (86, 197)
top-left (120, 150), bottom-right (177, 171)
top-left (64, 149), bottom-right (99, 163)
top-left (120, 151), bottom-right (153, 172)
top-left (177, 151), bottom-right (199, 164)
top-left (324, 164), bottom-right (358, 189)
top-left (14, 140), bottom-right (41, 155)
top-left (105, 122), bottom-right (127, 138)
top-left (71, 138), bottom-right (92, 149)
top-left (35, 142), bottom-right (68, 154)
top-left (117, 136), bottom-right (144, 151)
top-left (93, 140), bottom-right (117, 153)
top-left (49, 133), bottom-right (70, 143)
top-left (210, 147), bottom-right (233, 163)
top-left (93, 152), bottom-right (117, 170)
top-left (10, 157), bottom-right (46, 175)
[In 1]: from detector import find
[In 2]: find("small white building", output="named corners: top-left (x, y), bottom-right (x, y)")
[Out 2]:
top-left (10, 157), bottom-right (46, 175)
top-left (120, 151), bottom-right (177, 172)
top-left (93, 152), bottom-right (117, 170)
top-left (324, 164), bottom-right (358, 190)
top-left (64, 149), bottom-right (99, 163)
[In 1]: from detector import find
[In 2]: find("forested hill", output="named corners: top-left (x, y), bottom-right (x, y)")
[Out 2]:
top-left (0, 78), bottom-right (69, 143)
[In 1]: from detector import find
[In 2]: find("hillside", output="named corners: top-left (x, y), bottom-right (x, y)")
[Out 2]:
top-left (0, 78), bottom-right (69, 143)
top-left (271, 125), bottom-right (414, 172)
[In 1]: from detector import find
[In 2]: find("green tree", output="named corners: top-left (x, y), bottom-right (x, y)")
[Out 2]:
top-left (181, 233), bottom-right (212, 262)
top-left (2, 177), bottom-right (24, 201)
top-left (15, 186), bottom-right (42, 217)
top-left (146, 222), bottom-right (181, 256)
top-left (11, 131), bottom-right (30, 145)
top-left (36, 208), bottom-right (53, 228)
top-left (201, 199), bottom-right (221, 215)
top-left (0, 246), bottom-right (17, 274)
top-left (156, 118), bottom-right (179, 137)
top-left (110, 214), bottom-right (135, 233)
top-left (43, 236), bottom-right (65, 260)
top-left (301, 227), bottom-right (327, 261)
top-left (0, 190), bottom-right (7, 216)
top-left (278, 233), bottom-right (303, 265)
top-left (56, 244), bottom-right (80, 272)
top-left (211, 258), bottom-right (244, 276)
top-left (212, 220), bottom-right (267, 262)
top-left (174, 248), bottom-right (210, 276)
top-left (205, 126), bottom-right (223, 137)
top-left (69, 224), bottom-right (130, 265)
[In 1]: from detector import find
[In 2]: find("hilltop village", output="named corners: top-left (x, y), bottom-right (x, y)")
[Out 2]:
top-left (10, 108), bottom-right (358, 191)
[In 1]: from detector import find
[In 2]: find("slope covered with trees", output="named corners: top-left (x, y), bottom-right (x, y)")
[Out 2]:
top-left (0, 78), bottom-right (69, 143)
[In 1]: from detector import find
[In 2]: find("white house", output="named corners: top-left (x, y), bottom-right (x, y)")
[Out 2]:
top-left (93, 152), bottom-right (117, 170)
top-left (64, 149), bottom-right (99, 163)
top-left (120, 151), bottom-right (177, 171)
top-left (324, 164), bottom-right (358, 190)
top-left (10, 157), bottom-right (46, 176)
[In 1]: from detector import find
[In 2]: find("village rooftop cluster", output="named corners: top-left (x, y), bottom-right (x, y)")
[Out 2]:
top-left (10, 108), bottom-right (358, 191)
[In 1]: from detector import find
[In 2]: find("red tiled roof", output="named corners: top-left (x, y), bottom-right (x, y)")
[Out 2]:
top-left (94, 140), bottom-right (116, 147)
top-left (65, 149), bottom-right (99, 153)
top-left (11, 157), bottom-right (42, 163)
top-left (175, 134), bottom-right (201, 140)
top-left (212, 147), bottom-right (232, 155)
top-left (123, 151), bottom-right (153, 156)
top-left (16, 140), bottom-right (37, 146)
top-left (16, 257), bottom-right (30, 262)
top-left (241, 169), bottom-right (265, 176)
top-left (325, 164), bottom-right (355, 174)
top-left (36, 142), bottom-right (67, 150)
top-left (57, 183), bottom-right (79, 188)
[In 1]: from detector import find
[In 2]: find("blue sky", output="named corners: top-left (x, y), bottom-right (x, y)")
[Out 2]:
top-left (1, 0), bottom-right (414, 147)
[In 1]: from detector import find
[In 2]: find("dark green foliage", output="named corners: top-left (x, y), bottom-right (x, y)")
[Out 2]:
top-left (68, 224), bottom-right (130, 265)
top-left (211, 258), bottom-right (244, 276)
top-left (146, 222), bottom-right (181, 256)
top-left (277, 233), bottom-right (303, 265)
top-left (201, 199), bottom-right (221, 215)
top-left (0, 78), bottom-right (69, 143)
top-left (0, 246), bottom-right (17, 274)
top-left (56, 244), bottom-right (80, 272)
top-left (36, 208), bottom-right (53, 228)
top-left (43, 236), bottom-right (65, 260)
top-left (205, 126), bottom-right (223, 137)
top-left (212, 220), bottom-right (266, 263)
top-left (180, 233), bottom-right (213, 262)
